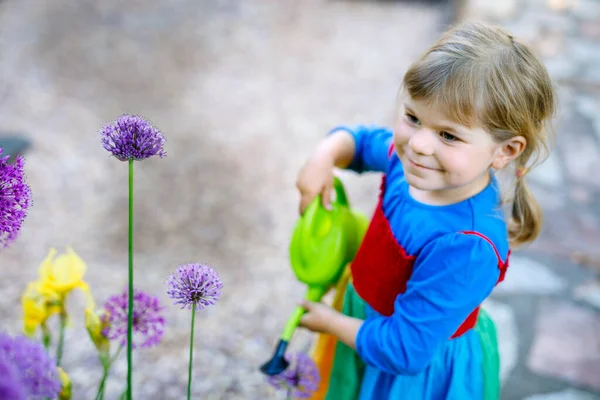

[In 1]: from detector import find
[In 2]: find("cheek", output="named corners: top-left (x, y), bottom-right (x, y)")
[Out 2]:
top-left (441, 149), bottom-right (488, 176)
top-left (393, 120), bottom-right (411, 147)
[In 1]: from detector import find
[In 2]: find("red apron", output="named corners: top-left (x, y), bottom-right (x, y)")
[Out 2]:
top-left (351, 177), bottom-right (509, 339)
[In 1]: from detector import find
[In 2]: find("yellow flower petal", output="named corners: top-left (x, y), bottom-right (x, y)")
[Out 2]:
top-left (57, 367), bottom-right (72, 400)
top-left (77, 281), bottom-right (96, 310)
top-left (85, 307), bottom-right (110, 356)
top-left (39, 247), bottom-right (87, 295)
top-left (53, 247), bottom-right (86, 282)
top-left (21, 281), bottom-right (61, 336)
top-left (39, 248), bottom-right (58, 282)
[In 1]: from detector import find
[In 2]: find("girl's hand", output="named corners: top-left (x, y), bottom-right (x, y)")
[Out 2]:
top-left (295, 150), bottom-right (335, 215)
top-left (298, 300), bottom-right (339, 334)
top-left (296, 130), bottom-right (356, 215)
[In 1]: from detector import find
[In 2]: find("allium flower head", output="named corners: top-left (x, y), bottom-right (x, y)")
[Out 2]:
top-left (0, 357), bottom-right (26, 400)
top-left (101, 288), bottom-right (165, 349)
top-left (100, 114), bottom-right (166, 161)
top-left (0, 147), bottom-right (32, 248)
top-left (0, 332), bottom-right (61, 399)
top-left (267, 352), bottom-right (320, 399)
top-left (166, 263), bottom-right (223, 310)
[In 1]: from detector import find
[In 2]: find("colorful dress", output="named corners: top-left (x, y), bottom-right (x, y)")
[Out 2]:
top-left (311, 125), bottom-right (510, 400)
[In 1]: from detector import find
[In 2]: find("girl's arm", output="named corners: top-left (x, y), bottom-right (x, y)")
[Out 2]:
top-left (354, 233), bottom-right (501, 375)
top-left (324, 125), bottom-right (393, 173)
top-left (296, 125), bottom-right (393, 213)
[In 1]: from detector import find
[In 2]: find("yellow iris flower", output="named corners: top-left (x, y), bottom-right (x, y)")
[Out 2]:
top-left (85, 307), bottom-right (110, 356)
top-left (21, 281), bottom-right (62, 336)
top-left (22, 247), bottom-right (95, 336)
top-left (57, 367), bottom-right (72, 400)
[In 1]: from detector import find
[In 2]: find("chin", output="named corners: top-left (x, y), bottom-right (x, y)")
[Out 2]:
top-left (404, 173), bottom-right (441, 191)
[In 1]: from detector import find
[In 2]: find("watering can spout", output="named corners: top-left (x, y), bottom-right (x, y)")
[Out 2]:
top-left (260, 339), bottom-right (290, 375)
top-left (260, 285), bottom-right (327, 376)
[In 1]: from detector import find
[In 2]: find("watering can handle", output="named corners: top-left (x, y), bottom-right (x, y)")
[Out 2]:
top-left (302, 177), bottom-right (349, 236)
top-left (333, 176), bottom-right (349, 207)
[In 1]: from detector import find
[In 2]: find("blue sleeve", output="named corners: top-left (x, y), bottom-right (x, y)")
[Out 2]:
top-left (355, 233), bottom-right (501, 375)
top-left (328, 125), bottom-right (393, 173)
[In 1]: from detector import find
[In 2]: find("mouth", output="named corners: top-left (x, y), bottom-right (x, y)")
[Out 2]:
top-left (408, 158), bottom-right (438, 171)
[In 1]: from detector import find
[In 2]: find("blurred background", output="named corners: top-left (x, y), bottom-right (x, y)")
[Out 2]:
top-left (0, 0), bottom-right (598, 399)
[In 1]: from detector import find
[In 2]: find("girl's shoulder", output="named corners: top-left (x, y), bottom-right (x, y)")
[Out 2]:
top-left (413, 205), bottom-right (511, 267)
top-left (410, 230), bottom-right (505, 287)
top-left (384, 175), bottom-right (510, 261)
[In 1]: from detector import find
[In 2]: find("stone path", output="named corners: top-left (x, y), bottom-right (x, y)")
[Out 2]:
top-left (464, 0), bottom-right (600, 398)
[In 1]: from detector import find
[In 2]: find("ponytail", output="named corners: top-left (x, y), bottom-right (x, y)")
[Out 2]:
top-left (508, 160), bottom-right (543, 246)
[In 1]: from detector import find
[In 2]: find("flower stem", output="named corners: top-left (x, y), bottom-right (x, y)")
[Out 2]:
top-left (127, 159), bottom-right (134, 400)
top-left (95, 346), bottom-right (123, 400)
top-left (187, 303), bottom-right (196, 400)
top-left (41, 323), bottom-right (52, 350)
top-left (94, 363), bottom-right (109, 400)
top-left (56, 307), bottom-right (67, 367)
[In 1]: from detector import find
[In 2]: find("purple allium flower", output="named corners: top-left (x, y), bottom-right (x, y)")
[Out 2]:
top-left (101, 288), bottom-right (165, 349)
top-left (166, 263), bottom-right (223, 310)
top-left (267, 352), bottom-right (320, 399)
top-left (0, 332), bottom-right (61, 400)
top-left (0, 357), bottom-right (26, 400)
top-left (100, 114), bottom-right (166, 161)
top-left (0, 148), bottom-right (32, 249)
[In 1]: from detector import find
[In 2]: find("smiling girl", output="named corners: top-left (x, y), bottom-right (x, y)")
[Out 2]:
top-left (294, 21), bottom-right (556, 399)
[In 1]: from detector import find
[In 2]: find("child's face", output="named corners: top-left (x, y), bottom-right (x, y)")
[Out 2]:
top-left (393, 96), bottom-right (519, 203)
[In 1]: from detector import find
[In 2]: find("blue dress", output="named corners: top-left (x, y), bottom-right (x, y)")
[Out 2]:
top-left (329, 125), bottom-right (509, 400)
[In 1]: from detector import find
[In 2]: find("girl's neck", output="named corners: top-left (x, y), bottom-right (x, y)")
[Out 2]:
top-left (409, 171), bottom-right (492, 206)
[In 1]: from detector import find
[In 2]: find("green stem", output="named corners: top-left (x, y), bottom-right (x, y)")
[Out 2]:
top-left (127, 159), bottom-right (134, 400)
top-left (95, 345), bottom-right (124, 400)
top-left (187, 304), bottom-right (196, 400)
top-left (110, 345), bottom-right (124, 365)
top-left (94, 363), bottom-right (109, 400)
top-left (56, 306), bottom-right (67, 367)
top-left (41, 323), bottom-right (52, 350)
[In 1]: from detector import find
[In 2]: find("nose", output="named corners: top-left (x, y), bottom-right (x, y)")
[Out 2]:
top-left (409, 129), bottom-right (435, 156)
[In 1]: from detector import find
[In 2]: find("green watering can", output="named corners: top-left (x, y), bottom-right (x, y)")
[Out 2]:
top-left (260, 177), bottom-right (369, 376)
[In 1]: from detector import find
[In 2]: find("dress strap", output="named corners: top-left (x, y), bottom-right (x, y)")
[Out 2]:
top-left (460, 230), bottom-right (510, 282)
top-left (450, 231), bottom-right (510, 338)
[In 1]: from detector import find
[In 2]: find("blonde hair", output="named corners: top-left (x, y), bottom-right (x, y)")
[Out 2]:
top-left (402, 21), bottom-right (556, 247)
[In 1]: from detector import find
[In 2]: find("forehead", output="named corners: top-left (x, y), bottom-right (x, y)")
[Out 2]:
top-left (398, 85), bottom-right (480, 125)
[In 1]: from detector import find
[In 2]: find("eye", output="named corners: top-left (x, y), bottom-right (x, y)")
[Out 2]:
top-left (440, 131), bottom-right (458, 142)
top-left (405, 113), bottom-right (420, 125)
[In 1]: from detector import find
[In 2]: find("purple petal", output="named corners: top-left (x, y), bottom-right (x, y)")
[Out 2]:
top-left (0, 148), bottom-right (32, 248)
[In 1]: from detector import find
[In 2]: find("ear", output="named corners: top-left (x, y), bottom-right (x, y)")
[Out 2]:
top-left (491, 136), bottom-right (527, 170)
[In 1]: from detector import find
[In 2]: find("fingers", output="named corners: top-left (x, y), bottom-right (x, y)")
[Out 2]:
top-left (299, 299), bottom-right (311, 310)
top-left (321, 183), bottom-right (333, 211)
top-left (299, 192), bottom-right (316, 215)
top-left (297, 180), bottom-right (334, 215)
top-left (295, 155), bottom-right (335, 215)
top-left (299, 314), bottom-right (309, 329)
top-left (298, 300), bottom-right (312, 328)
top-left (296, 173), bottom-right (314, 215)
